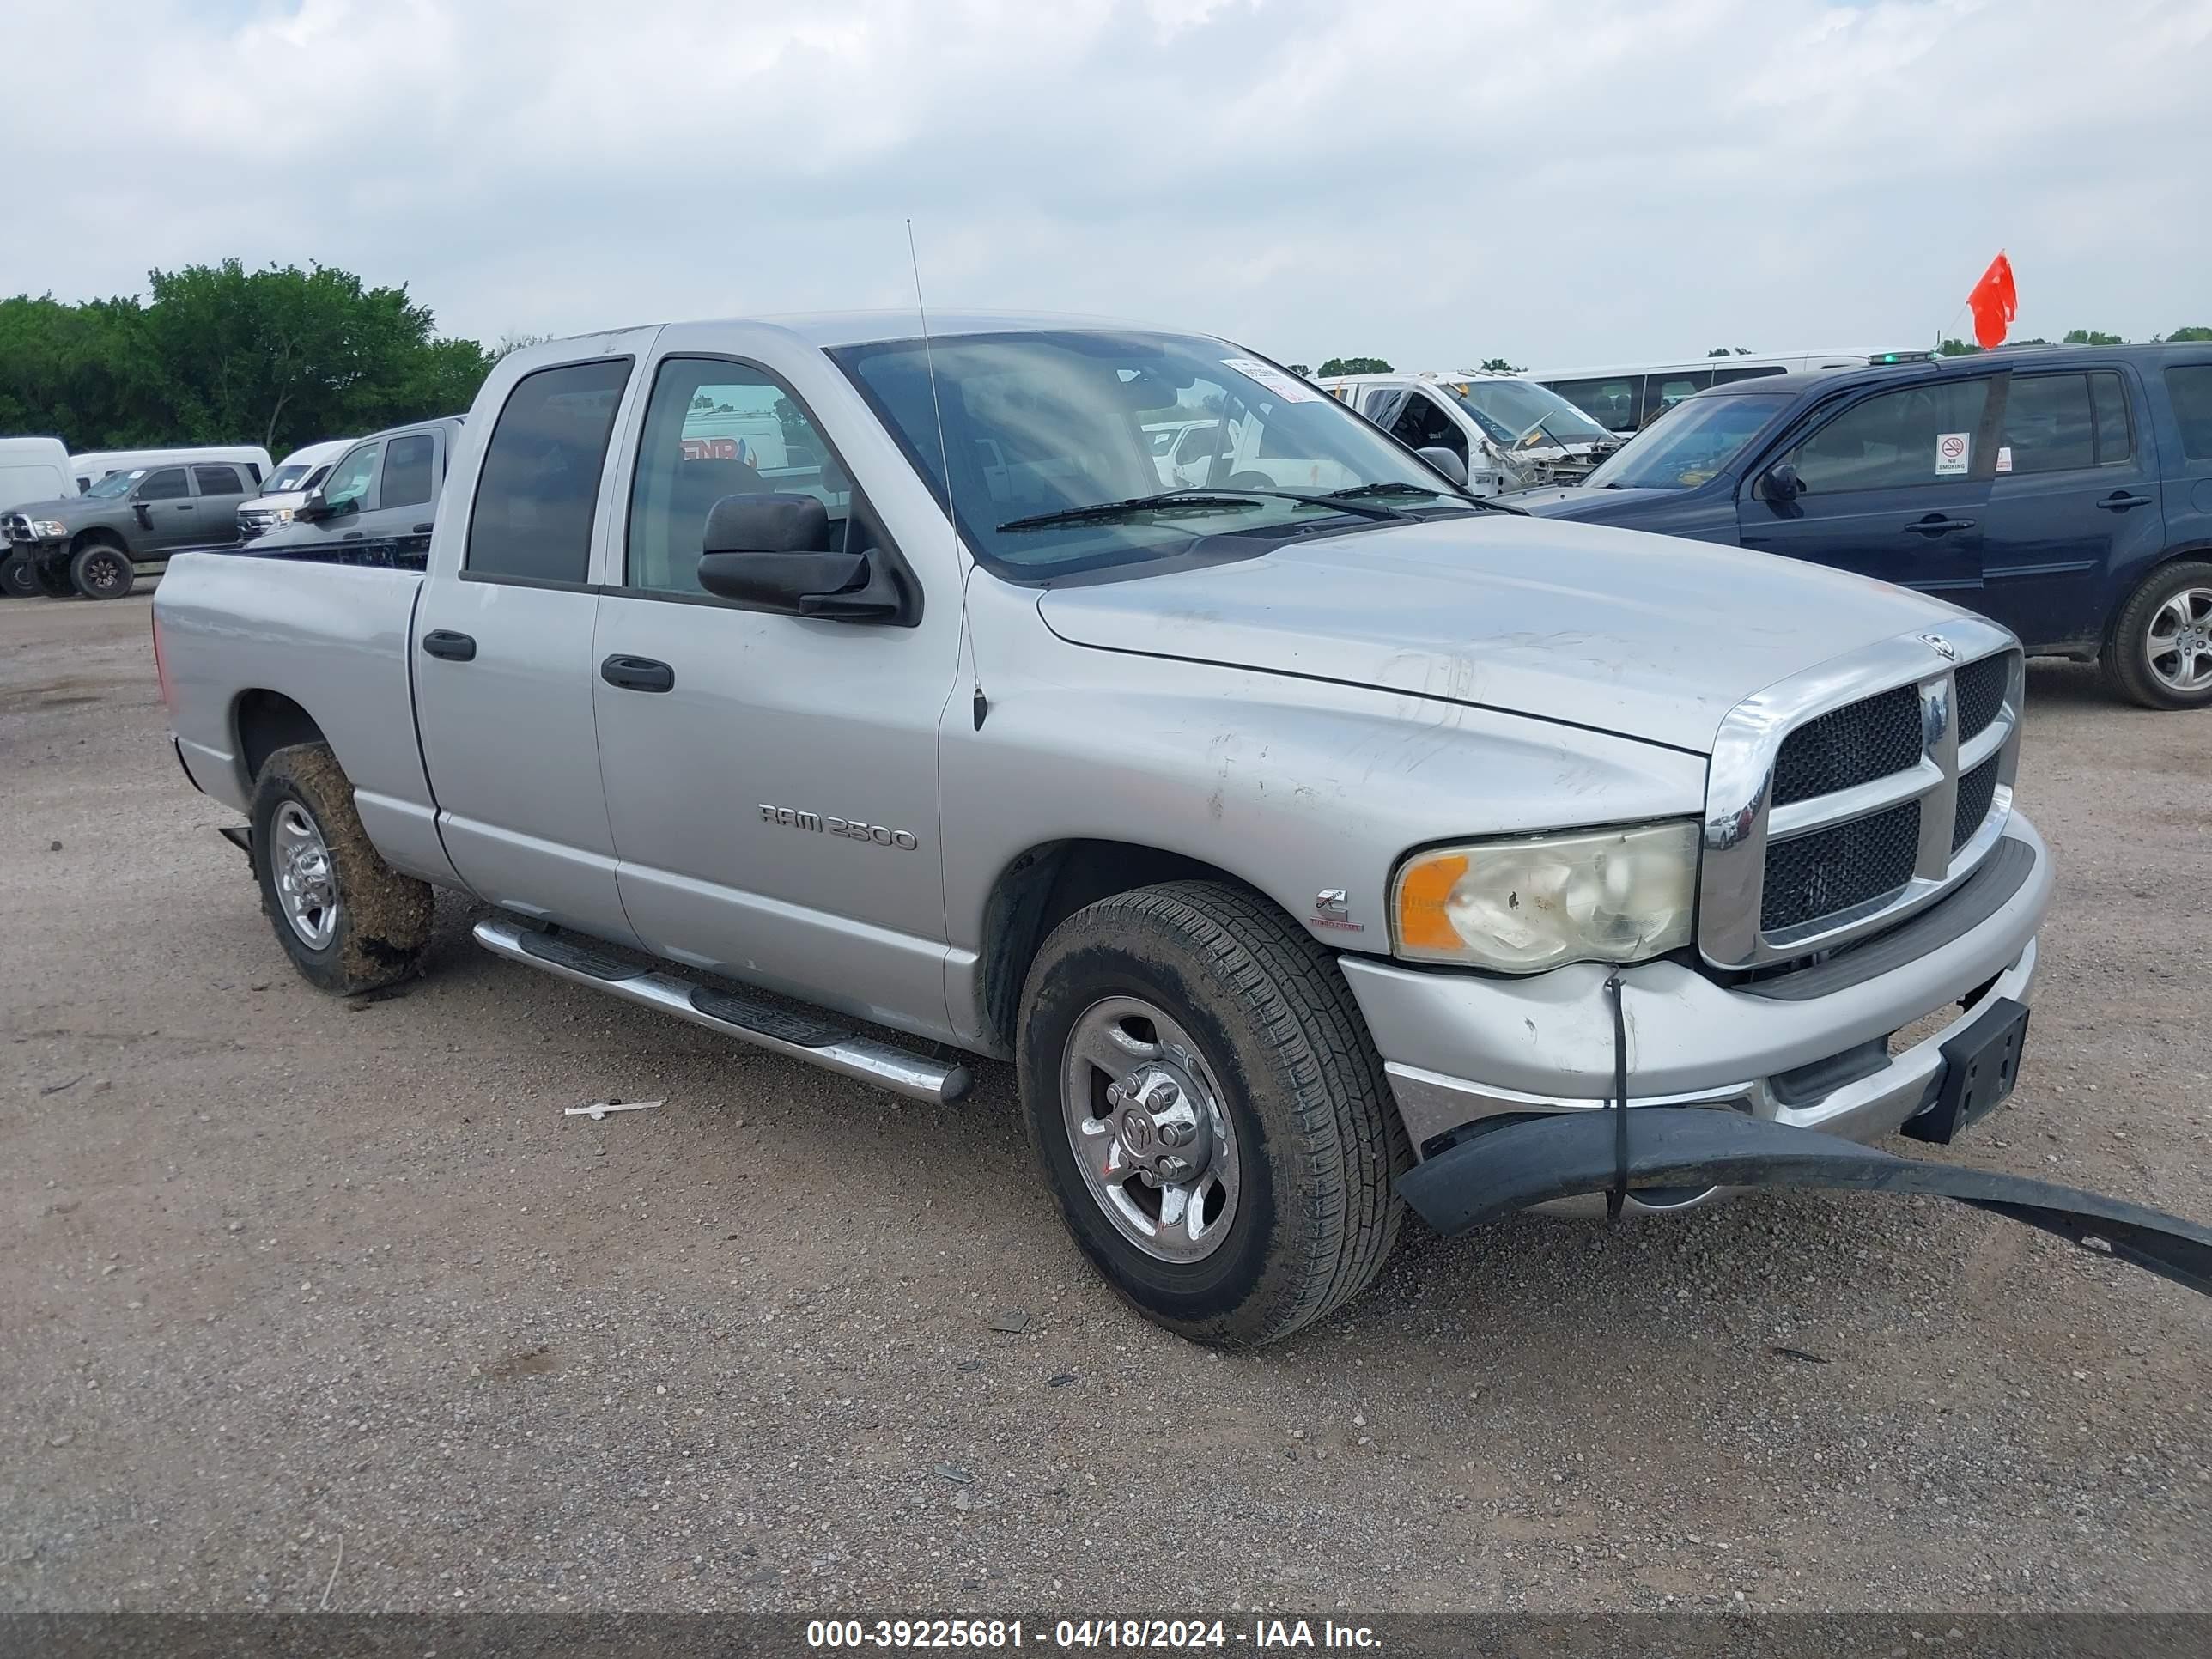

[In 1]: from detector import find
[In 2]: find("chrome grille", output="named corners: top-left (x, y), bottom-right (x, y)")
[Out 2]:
top-left (1761, 800), bottom-right (1921, 932)
top-left (1771, 684), bottom-right (1924, 805)
top-left (1699, 623), bottom-right (2024, 969)
top-left (1955, 653), bottom-right (2008, 743)
top-left (2, 514), bottom-right (31, 544)
top-left (1953, 753), bottom-right (2001, 854)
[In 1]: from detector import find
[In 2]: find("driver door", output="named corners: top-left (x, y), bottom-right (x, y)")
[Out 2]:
top-left (130, 468), bottom-right (197, 551)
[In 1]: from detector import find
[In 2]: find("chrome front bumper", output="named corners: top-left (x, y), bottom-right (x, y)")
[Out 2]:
top-left (1342, 816), bottom-right (2051, 1211)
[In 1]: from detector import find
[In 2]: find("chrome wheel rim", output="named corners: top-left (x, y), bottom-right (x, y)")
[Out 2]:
top-left (1060, 995), bottom-right (1241, 1263)
top-left (272, 801), bottom-right (339, 950)
top-left (2145, 586), bottom-right (2212, 695)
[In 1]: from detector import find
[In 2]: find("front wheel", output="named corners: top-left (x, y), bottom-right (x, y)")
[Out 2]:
top-left (1017, 881), bottom-right (1408, 1347)
top-left (249, 743), bottom-right (434, 994)
top-left (2100, 559), bottom-right (2212, 709)
top-left (70, 543), bottom-right (136, 599)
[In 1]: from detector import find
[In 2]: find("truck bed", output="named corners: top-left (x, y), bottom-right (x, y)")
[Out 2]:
top-left (156, 552), bottom-right (449, 883)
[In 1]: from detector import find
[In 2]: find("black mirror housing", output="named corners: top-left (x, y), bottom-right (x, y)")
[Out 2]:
top-left (1763, 462), bottom-right (1803, 502)
top-left (295, 487), bottom-right (331, 522)
top-left (696, 492), bottom-right (911, 623)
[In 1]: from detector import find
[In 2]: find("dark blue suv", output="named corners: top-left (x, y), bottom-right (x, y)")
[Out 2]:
top-left (1521, 346), bottom-right (2212, 708)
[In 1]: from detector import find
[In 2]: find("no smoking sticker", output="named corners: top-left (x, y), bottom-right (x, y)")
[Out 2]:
top-left (1936, 431), bottom-right (1971, 476)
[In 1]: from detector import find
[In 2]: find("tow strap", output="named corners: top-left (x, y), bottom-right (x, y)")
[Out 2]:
top-left (1399, 1106), bottom-right (2212, 1299)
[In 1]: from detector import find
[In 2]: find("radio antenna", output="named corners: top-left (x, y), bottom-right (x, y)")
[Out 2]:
top-left (907, 218), bottom-right (988, 730)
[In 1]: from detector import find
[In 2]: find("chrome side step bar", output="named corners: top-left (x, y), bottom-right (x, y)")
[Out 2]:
top-left (471, 916), bottom-right (972, 1105)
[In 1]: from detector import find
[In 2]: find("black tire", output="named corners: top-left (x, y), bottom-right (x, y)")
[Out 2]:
top-left (70, 541), bottom-right (136, 599)
top-left (0, 551), bottom-right (39, 599)
top-left (33, 557), bottom-right (74, 599)
top-left (1017, 880), bottom-right (1409, 1347)
top-left (2100, 559), bottom-right (2212, 710)
top-left (249, 743), bottom-right (434, 994)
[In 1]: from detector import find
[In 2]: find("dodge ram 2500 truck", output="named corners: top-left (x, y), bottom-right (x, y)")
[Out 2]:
top-left (154, 313), bottom-right (2204, 1345)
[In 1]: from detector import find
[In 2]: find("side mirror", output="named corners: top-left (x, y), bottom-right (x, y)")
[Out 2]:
top-left (1416, 446), bottom-right (1469, 489)
top-left (1762, 462), bottom-right (1803, 502)
top-left (295, 487), bottom-right (331, 522)
top-left (696, 493), bottom-right (905, 623)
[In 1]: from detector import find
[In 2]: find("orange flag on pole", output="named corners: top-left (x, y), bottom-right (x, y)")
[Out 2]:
top-left (1966, 252), bottom-right (2017, 349)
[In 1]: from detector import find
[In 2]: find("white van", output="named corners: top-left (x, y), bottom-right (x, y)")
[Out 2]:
top-left (0, 436), bottom-right (76, 516)
top-left (1316, 370), bottom-right (1624, 494)
top-left (70, 445), bottom-right (273, 495)
top-left (237, 439), bottom-right (353, 539)
top-left (1525, 349), bottom-right (1930, 435)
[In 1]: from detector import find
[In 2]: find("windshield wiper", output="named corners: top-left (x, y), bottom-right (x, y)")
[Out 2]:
top-left (997, 487), bottom-right (1409, 534)
top-left (996, 493), bottom-right (1265, 533)
top-left (1324, 480), bottom-right (1526, 515)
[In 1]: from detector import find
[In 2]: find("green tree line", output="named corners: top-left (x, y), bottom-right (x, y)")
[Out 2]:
top-left (0, 260), bottom-right (499, 458)
top-left (1937, 325), bottom-right (2211, 356)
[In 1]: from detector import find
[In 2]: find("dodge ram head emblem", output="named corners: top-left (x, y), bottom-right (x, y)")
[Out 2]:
top-left (1919, 632), bottom-right (1959, 661)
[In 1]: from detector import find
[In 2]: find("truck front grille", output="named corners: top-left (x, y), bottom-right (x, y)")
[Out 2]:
top-left (1760, 800), bottom-right (1921, 932)
top-left (1771, 684), bottom-right (1923, 806)
top-left (1699, 625), bottom-right (2024, 968)
top-left (2, 514), bottom-right (30, 544)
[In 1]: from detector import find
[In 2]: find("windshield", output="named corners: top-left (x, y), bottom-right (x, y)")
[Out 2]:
top-left (1583, 392), bottom-right (1795, 489)
top-left (834, 331), bottom-right (1474, 575)
top-left (261, 462), bottom-right (314, 494)
top-left (1443, 379), bottom-right (1614, 447)
top-left (85, 470), bottom-right (144, 499)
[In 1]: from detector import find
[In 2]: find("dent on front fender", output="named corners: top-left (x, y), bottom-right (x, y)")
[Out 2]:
top-left (1399, 1108), bottom-right (2212, 1300)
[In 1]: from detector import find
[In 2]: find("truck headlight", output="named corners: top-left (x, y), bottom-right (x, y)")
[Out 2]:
top-left (29, 520), bottom-right (69, 538)
top-left (1390, 821), bottom-right (1699, 973)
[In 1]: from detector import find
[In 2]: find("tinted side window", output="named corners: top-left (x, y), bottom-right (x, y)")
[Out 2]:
top-left (1998, 374), bottom-right (2094, 474)
top-left (2162, 367), bottom-right (2212, 460)
top-left (467, 359), bottom-right (632, 584)
top-left (381, 433), bottom-right (438, 510)
top-left (1644, 370), bottom-right (1713, 426)
top-left (1711, 364), bottom-right (1785, 386)
top-left (625, 356), bottom-right (854, 596)
top-left (137, 468), bottom-right (188, 501)
top-left (1785, 380), bottom-right (1990, 493)
top-left (1549, 376), bottom-right (1640, 430)
top-left (193, 464), bottom-right (246, 496)
top-left (2090, 373), bottom-right (2132, 465)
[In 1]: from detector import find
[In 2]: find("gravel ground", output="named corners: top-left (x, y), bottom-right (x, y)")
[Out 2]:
top-left (3, 591), bottom-right (2209, 1616)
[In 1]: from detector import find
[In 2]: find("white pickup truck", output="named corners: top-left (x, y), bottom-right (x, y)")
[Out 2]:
top-left (153, 313), bottom-right (2212, 1343)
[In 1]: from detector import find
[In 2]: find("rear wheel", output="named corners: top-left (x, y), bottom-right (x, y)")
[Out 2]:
top-left (2100, 559), bottom-right (2212, 709)
top-left (0, 551), bottom-right (39, 599)
top-left (1017, 880), bottom-right (1408, 1347)
top-left (70, 542), bottom-right (135, 599)
top-left (249, 743), bottom-right (434, 994)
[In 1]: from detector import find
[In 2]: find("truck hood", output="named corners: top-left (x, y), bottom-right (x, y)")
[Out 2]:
top-left (2, 495), bottom-right (87, 520)
top-left (1036, 514), bottom-right (1969, 755)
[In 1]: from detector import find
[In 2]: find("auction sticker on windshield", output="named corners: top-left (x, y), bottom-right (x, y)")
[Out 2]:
top-left (1936, 431), bottom-right (1971, 475)
top-left (1224, 358), bottom-right (1322, 403)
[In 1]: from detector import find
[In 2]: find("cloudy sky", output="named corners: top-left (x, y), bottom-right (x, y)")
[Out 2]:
top-left (4, 0), bottom-right (2207, 368)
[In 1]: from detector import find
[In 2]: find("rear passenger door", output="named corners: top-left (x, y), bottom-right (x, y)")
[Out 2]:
top-left (190, 463), bottom-right (252, 547)
top-left (1737, 376), bottom-right (1999, 605)
top-left (1977, 368), bottom-right (2161, 653)
top-left (412, 356), bottom-right (643, 945)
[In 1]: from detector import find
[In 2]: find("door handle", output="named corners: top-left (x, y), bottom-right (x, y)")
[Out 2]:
top-left (2095, 492), bottom-right (2154, 513)
top-left (1905, 514), bottom-right (1977, 536)
top-left (421, 629), bottom-right (477, 662)
top-left (412, 523), bottom-right (434, 534)
top-left (600, 654), bottom-right (675, 693)
top-left (343, 532), bottom-right (363, 542)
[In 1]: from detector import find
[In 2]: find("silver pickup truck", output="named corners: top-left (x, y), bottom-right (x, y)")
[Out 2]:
top-left (155, 313), bottom-right (2074, 1346)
